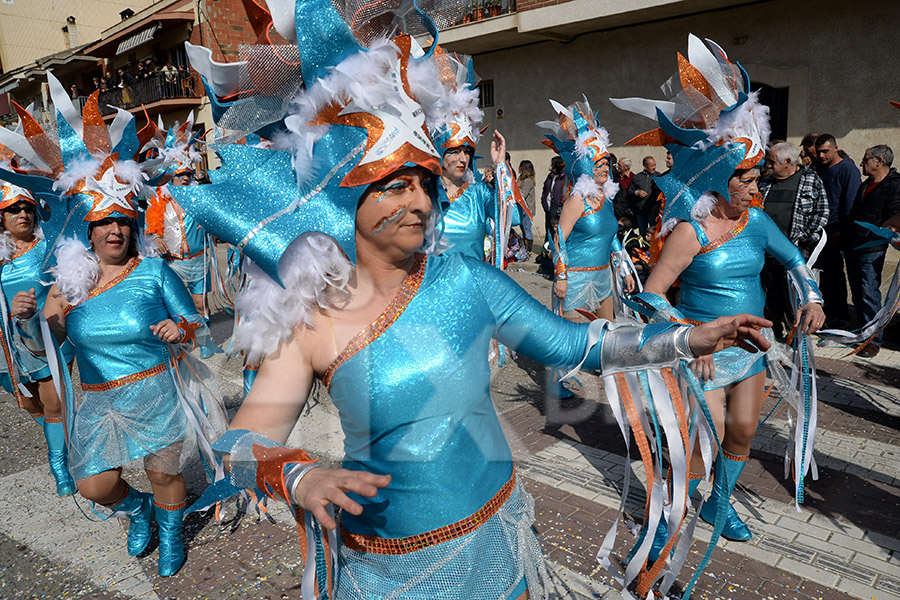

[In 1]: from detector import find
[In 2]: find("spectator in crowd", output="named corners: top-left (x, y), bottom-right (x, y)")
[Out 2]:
top-left (841, 145), bottom-right (900, 357)
top-left (68, 82), bottom-right (85, 99)
top-left (661, 151), bottom-right (673, 176)
top-left (800, 133), bottom-right (820, 167)
top-left (759, 141), bottom-right (829, 337)
top-left (161, 60), bottom-right (178, 83)
top-left (136, 61), bottom-right (147, 80)
top-left (613, 156), bottom-right (635, 223)
top-left (517, 160), bottom-right (536, 252)
top-left (91, 77), bottom-right (102, 92)
top-left (628, 155), bottom-right (661, 236)
top-left (815, 133), bottom-right (862, 328)
top-left (481, 165), bottom-right (495, 187)
top-left (541, 155), bottom-right (567, 243)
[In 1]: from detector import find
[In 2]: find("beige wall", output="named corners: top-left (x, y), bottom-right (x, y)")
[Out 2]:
top-left (470, 0), bottom-right (900, 241)
top-left (0, 0), bottom-right (155, 72)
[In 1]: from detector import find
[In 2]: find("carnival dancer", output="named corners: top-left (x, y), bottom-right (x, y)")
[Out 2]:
top-left (538, 97), bottom-right (636, 322)
top-left (176, 3), bottom-right (771, 599)
top-left (1, 77), bottom-right (226, 577)
top-left (143, 113), bottom-right (213, 318)
top-left (0, 176), bottom-right (76, 495)
top-left (611, 35), bottom-right (825, 583)
top-left (429, 49), bottom-right (523, 264)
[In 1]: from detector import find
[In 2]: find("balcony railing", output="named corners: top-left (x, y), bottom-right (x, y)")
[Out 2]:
top-left (450, 0), bottom-right (516, 27)
top-left (96, 71), bottom-right (197, 115)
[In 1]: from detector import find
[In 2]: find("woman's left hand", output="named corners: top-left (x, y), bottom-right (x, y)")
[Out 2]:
top-left (150, 319), bottom-right (183, 343)
top-left (689, 314), bottom-right (773, 356)
top-left (623, 274), bottom-right (636, 294)
top-left (794, 302), bottom-right (826, 336)
top-left (490, 130), bottom-right (506, 165)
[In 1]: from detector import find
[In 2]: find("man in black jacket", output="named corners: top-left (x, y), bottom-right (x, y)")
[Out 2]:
top-left (843, 145), bottom-right (900, 357)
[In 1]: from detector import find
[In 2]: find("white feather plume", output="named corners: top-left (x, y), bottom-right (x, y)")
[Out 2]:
top-left (704, 91), bottom-right (771, 157)
top-left (234, 233), bottom-right (353, 364)
top-left (49, 237), bottom-right (100, 304)
top-left (658, 191), bottom-right (719, 237)
top-left (0, 232), bottom-right (16, 263)
top-left (571, 174), bottom-right (600, 200)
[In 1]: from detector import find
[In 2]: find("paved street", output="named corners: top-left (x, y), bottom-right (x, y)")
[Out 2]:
top-left (0, 261), bottom-right (898, 600)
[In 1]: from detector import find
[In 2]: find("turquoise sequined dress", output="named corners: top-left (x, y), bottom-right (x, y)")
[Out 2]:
top-left (438, 181), bottom-right (497, 260)
top-left (64, 257), bottom-right (224, 480)
top-left (562, 196), bottom-right (622, 312)
top-left (0, 238), bottom-right (74, 394)
top-left (321, 252), bottom-right (603, 599)
top-left (678, 208), bottom-right (805, 390)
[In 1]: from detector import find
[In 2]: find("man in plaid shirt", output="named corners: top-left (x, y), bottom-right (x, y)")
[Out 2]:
top-left (759, 141), bottom-right (829, 337)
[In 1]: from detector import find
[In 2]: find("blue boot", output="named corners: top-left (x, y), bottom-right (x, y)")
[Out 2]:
top-left (28, 412), bottom-right (45, 428)
top-left (42, 418), bottom-right (76, 496)
top-left (108, 485), bottom-right (153, 556)
top-left (699, 452), bottom-right (752, 541)
top-left (154, 498), bottom-right (186, 576)
top-left (242, 367), bottom-right (258, 397)
top-left (648, 473), bottom-right (703, 562)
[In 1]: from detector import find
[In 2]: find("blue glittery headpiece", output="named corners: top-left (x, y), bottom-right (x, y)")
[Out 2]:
top-left (0, 72), bottom-right (152, 268)
top-left (170, 0), bottom-right (450, 285)
top-left (610, 34), bottom-right (770, 234)
top-left (537, 96), bottom-right (611, 185)
top-left (429, 47), bottom-right (484, 175)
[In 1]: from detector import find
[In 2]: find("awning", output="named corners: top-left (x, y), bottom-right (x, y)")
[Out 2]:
top-left (116, 24), bottom-right (160, 55)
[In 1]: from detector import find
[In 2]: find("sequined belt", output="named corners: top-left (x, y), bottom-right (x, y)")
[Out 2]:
top-left (81, 356), bottom-right (177, 392)
top-left (340, 467), bottom-right (517, 555)
top-left (568, 263), bottom-right (610, 272)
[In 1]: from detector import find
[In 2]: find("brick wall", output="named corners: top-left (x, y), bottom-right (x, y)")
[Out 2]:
top-left (516, 0), bottom-right (575, 11)
top-left (197, 0), bottom-right (257, 61)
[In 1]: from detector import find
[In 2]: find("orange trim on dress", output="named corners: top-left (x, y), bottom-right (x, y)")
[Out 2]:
top-left (581, 197), bottom-right (606, 217)
top-left (446, 182), bottom-right (470, 205)
top-left (341, 467), bottom-right (517, 555)
top-left (66, 257), bottom-right (141, 315)
top-left (697, 211), bottom-right (749, 255)
top-left (80, 356), bottom-right (175, 392)
top-left (322, 254), bottom-right (427, 389)
top-left (10, 238), bottom-right (39, 261)
top-left (568, 263), bottom-right (610, 272)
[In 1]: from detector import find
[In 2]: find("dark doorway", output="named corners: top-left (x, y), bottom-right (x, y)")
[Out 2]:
top-left (752, 82), bottom-right (789, 142)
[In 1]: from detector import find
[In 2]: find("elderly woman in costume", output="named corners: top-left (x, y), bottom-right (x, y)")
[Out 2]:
top-left (0, 174), bottom-right (76, 496)
top-left (539, 98), bottom-right (636, 322)
top-left (612, 36), bottom-right (825, 565)
top-left (430, 49), bottom-right (522, 264)
top-left (2, 80), bottom-right (224, 577)
top-left (177, 4), bottom-right (771, 599)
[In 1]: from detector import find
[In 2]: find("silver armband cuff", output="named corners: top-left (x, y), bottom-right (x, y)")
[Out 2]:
top-left (613, 249), bottom-right (631, 277)
top-left (16, 313), bottom-right (44, 353)
top-left (284, 463), bottom-right (321, 505)
top-left (789, 264), bottom-right (824, 306)
top-left (600, 323), bottom-right (695, 373)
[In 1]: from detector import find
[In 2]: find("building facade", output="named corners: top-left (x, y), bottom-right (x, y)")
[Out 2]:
top-left (435, 0), bottom-right (900, 241)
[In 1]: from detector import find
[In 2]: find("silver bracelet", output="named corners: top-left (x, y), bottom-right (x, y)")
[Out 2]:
top-left (15, 313), bottom-right (44, 353)
top-left (284, 463), bottom-right (321, 505)
top-left (600, 322), bottom-right (696, 373)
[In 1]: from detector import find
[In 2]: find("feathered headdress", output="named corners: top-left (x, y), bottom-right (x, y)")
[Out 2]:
top-left (537, 95), bottom-right (616, 199)
top-left (140, 111), bottom-right (203, 177)
top-left (428, 46), bottom-right (485, 170)
top-left (0, 72), bottom-right (157, 302)
top-left (169, 0), bottom-right (457, 362)
top-left (610, 34), bottom-right (770, 236)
